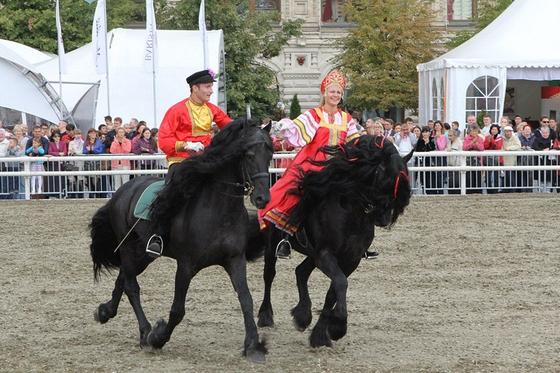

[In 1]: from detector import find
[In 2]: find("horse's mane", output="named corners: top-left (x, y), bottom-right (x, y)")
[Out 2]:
top-left (149, 119), bottom-right (266, 235)
top-left (288, 135), bottom-right (411, 229)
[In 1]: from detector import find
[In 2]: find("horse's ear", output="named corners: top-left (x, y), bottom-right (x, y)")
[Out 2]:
top-left (402, 150), bottom-right (414, 164)
top-left (263, 122), bottom-right (271, 133)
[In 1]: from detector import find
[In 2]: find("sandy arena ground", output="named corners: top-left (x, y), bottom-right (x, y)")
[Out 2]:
top-left (0, 194), bottom-right (558, 373)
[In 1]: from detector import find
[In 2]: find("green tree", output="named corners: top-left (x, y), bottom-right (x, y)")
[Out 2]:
top-left (289, 94), bottom-right (301, 119)
top-left (333, 0), bottom-right (439, 112)
top-left (447, 0), bottom-right (514, 48)
top-left (0, 0), bottom-right (142, 53)
top-left (157, 0), bottom-right (302, 119)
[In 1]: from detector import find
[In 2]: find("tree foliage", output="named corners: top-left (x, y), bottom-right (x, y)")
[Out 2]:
top-left (447, 0), bottom-right (514, 48)
top-left (333, 0), bottom-right (439, 112)
top-left (289, 94), bottom-right (301, 119)
top-left (157, 0), bottom-right (302, 119)
top-left (0, 0), bottom-right (141, 53)
top-left (0, 0), bottom-right (301, 120)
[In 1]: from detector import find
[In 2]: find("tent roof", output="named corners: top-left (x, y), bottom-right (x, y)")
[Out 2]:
top-left (37, 28), bottom-right (225, 128)
top-left (0, 40), bottom-right (62, 124)
top-left (418, 0), bottom-right (560, 72)
top-left (0, 39), bottom-right (53, 71)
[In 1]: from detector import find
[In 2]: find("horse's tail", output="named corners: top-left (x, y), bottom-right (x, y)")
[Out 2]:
top-left (89, 202), bottom-right (121, 282)
top-left (245, 211), bottom-right (266, 262)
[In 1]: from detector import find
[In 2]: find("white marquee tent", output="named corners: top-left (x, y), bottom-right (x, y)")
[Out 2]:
top-left (417, 0), bottom-right (560, 128)
top-left (36, 28), bottom-right (225, 129)
top-left (0, 28), bottom-right (225, 129)
top-left (0, 39), bottom-right (68, 125)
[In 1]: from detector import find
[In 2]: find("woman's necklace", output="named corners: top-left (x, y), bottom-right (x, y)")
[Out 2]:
top-left (322, 106), bottom-right (338, 124)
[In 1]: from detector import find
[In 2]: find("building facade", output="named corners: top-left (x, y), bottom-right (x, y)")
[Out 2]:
top-left (255, 0), bottom-right (477, 113)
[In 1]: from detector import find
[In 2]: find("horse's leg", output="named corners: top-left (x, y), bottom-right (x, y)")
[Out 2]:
top-left (225, 256), bottom-right (267, 363)
top-left (147, 263), bottom-right (192, 350)
top-left (94, 268), bottom-right (125, 324)
top-left (257, 228), bottom-right (282, 328)
top-left (309, 283), bottom-right (336, 348)
top-left (291, 256), bottom-right (316, 332)
top-left (94, 252), bottom-right (155, 349)
top-left (110, 244), bottom-right (156, 349)
top-left (123, 270), bottom-right (154, 349)
top-left (309, 257), bottom-right (361, 347)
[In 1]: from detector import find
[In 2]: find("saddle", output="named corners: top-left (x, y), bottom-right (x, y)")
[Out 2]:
top-left (133, 180), bottom-right (165, 220)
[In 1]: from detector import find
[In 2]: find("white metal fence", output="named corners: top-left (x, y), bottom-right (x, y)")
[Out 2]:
top-left (2, 150), bottom-right (560, 199)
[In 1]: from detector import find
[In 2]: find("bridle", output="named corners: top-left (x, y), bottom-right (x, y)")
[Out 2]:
top-left (213, 141), bottom-right (270, 198)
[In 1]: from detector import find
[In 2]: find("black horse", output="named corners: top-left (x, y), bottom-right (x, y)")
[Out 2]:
top-left (89, 119), bottom-right (273, 363)
top-left (252, 135), bottom-right (412, 348)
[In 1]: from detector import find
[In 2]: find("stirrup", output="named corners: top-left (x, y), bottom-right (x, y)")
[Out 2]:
top-left (365, 241), bottom-right (379, 259)
top-left (364, 250), bottom-right (379, 259)
top-left (146, 234), bottom-right (163, 258)
top-left (275, 238), bottom-right (292, 259)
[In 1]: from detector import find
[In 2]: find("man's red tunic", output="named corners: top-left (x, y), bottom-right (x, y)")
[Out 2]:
top-left (158, 98), bottom-right (231, 166)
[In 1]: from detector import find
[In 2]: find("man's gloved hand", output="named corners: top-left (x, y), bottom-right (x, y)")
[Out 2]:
top-left (184, 141), bottom-right (205, 153)
top-left (272, 119), bottom-right (291, 133)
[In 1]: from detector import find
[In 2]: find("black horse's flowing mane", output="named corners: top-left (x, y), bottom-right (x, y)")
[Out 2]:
top-left (149, 119), bottom-right (270, 235)
top-left (288, 135), bottom-right (411, 229)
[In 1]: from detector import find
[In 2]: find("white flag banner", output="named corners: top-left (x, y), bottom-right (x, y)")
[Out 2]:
top-left (198, 0), bottom-right (208, 69)
top-left (55, 0), bottom-right (67, 74)
top-left (92, 0), bottom-right (108, 75)
top-left (142, 0), bottom-right (159, 74)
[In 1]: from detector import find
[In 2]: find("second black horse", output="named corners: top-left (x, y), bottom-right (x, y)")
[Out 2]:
top-left (251, 135), bottom-right (413, 348)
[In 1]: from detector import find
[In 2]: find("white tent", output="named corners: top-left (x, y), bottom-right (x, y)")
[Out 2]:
top-left (36, 28), bottom-right (226, 129)
top-left (417, 0), bottom-right (560, 128)
top-left (0, 39), bottom-right (69, 124)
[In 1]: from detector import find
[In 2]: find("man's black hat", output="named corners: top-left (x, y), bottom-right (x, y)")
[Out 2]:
top-left (186, 69), bottom-right (216, 86)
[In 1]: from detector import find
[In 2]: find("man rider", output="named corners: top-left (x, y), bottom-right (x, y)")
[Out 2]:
top-left (146, 69), bottom-right (231, 257)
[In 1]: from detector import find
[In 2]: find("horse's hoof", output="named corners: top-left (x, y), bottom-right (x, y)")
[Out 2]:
top-left (310, 327), bottom-right (332, 348)
top-left (141, 344), bottom-right (158, 353)
top-left (327, 319), bottom-right (347, 341)
top-left (245, 350), bottom-right (266, 364)
top-left (292, 318), bottom-right (307, 332)
top-left (147, 319), bottom-right (168, 350)
top-left (291, 306), bottom-right (312, 332)
top-left (257, 312), bottom-right (274, 328)
top-left (93, 307), bottom-right (109, 323)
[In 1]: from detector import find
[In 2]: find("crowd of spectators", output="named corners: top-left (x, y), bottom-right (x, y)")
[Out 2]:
top-left (0, 116), bottom-right (162, 199)
top-left (359, 114), bottom-right (560, 194)
top-left (2, 112), bottom-right (560, 198)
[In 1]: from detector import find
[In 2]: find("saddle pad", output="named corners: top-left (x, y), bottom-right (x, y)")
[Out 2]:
top-left (134, 180), bottom-right (165, 220)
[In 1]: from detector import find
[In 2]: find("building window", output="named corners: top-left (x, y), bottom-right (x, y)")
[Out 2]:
top-left (465, 75), bottom-right (500, 124)
top-left (322, 0), bottom-right (347, 23)
top-left (251, 0), bottom-right (281, 12)
top-left (447, 0), bottom-right (476, 21)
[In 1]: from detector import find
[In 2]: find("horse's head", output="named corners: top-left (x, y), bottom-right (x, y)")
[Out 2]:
top-left (367, 136), bottom-right (412, 227)
top-left (241, 119), bottom-right (274, 209)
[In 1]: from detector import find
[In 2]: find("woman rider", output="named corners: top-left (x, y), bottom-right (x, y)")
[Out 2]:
top-left (258, 71), bottom-right (378, 259)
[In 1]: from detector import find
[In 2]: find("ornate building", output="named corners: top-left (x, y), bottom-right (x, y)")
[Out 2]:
top-left (254, 0), bottom-right (477, 113)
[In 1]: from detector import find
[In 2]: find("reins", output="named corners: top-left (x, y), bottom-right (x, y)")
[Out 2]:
top-left (212, 156), bottom-right (269, 198)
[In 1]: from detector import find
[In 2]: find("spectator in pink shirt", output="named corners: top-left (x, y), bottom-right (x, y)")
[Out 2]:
top-left (110, 127), bottom-right (132, 190)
